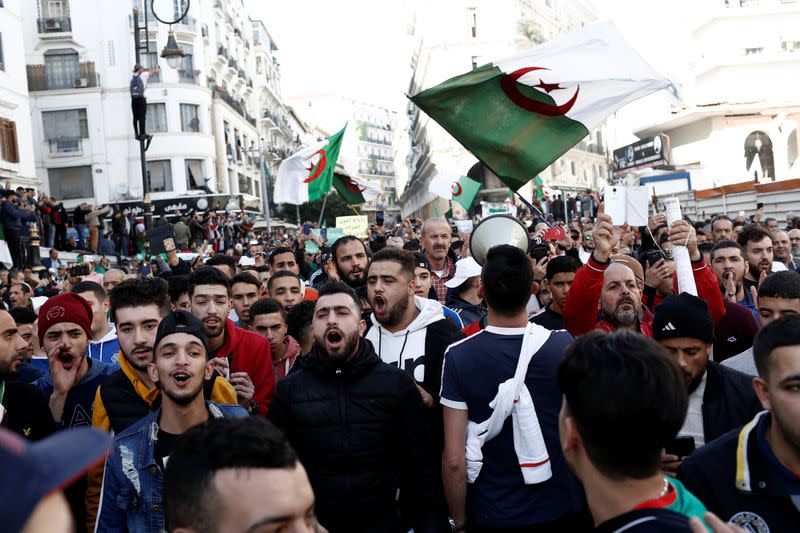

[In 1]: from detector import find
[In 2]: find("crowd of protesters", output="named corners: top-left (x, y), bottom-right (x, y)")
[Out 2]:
top-left (1, 189), bottom-right (799, 533)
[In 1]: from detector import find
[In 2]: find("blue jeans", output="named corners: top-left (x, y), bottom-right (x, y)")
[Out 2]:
top-left (75, 224), bottom-right (87, 247)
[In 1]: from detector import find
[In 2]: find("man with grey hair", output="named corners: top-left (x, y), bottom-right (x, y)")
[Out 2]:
top-left (785, 211), bottom-right (796, 230)
top-left (771, 230), bottom-right (800, 271)
top-left (420, 217), bottom-right (455, 303)
top-left (788, 228), bottom-right (800, 257)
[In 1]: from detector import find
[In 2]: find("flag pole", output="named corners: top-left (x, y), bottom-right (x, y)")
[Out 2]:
top-left (317, 192), bottom-right (330, 227)
top-left (514, 190), bottom-right (553, 228)
top-left (349, 205), bottom-right (360, 216)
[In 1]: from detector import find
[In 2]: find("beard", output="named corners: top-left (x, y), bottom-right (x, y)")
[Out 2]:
top-left (373, 294), bottom-right (410, 328)
top-left (316, 327), bottom-right (361, 362)
top-left (687, 369), bottom-right (706, 394)
top-left (748, 261), bottom-right (771, 279)
top-left (602, 296), bottom-right (639, 327)
top-left (337, 265), bottom-right (366, 289)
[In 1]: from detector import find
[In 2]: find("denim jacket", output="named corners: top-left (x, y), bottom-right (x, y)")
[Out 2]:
top-left (95, 401), bottom-right (248, 532)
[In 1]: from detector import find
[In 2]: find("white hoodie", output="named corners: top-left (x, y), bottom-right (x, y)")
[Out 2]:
top-left (366, 296), bottom-right (447, 382)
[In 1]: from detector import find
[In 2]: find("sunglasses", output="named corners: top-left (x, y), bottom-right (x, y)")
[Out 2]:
top-left (583, 235), bottom-right (593, 241)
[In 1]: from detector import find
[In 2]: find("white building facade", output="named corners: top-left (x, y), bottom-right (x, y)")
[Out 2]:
top-left (631, 0), bottom-right (800, 191)
top-left (22, 0), bottom-right (292, 214)
top-left (0, 0), bottom-right (37, 187)
top-left (402, 0), bottom-right (612, 219)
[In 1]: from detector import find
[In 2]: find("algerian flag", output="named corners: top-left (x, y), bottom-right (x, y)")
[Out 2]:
top-left (274, 125), bottom-right (346, 204)
top-left (429, 170), bottom-right (482, 210)
top-left (534, 176), bottom-right (545, 199)
top-left (333, 173), bottom-right (383, 205)
top-left (410, 21), bottom-right (673, 191)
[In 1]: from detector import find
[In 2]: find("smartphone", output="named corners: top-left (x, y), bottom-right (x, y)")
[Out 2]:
top-left (146, 224), bottom-right (176, 255)
top-left (69, 263), bottom-right (91, 277)
top-left (757, 202), bottom-right (764, 210)
top-left (531, 244), bottom-right (550, 263)
top-left (665, 435), bottom-right (696, 459)
top-left (376, 211), bottom-right (385, 226)
top-left (604, 186), bottom-right (627, 226)
top-left (644, 249), bottom-right (666, 267)
top-left (543, 227), bottom-right (566, 241)
top-left (302, 223), bottom-right (312, 236)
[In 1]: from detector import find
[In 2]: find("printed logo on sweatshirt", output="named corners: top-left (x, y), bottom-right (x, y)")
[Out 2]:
top-left (390, 355), bottom-right (426, 382)
top-left (729, 511), bottom-right (769, 533)
top-left (69, 405), bottom-right (92, 428)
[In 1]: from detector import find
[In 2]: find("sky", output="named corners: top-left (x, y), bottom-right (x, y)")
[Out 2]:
top-left (248, 0), bottom-right (412, 110)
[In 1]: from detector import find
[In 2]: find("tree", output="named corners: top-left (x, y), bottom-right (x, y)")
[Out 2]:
top-left (297, 190), bottom-right (359, 227)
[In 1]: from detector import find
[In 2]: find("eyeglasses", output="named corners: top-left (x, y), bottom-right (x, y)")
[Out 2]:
top-left (583, 235), bottom-right (593, 241)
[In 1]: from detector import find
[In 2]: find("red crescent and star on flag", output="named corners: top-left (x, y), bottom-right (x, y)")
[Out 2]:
top-left (451, 182), bottom-right (463, 197)
top-left (303, 149), bottom-right (327, 183)
top-left (500, 66), bottom-right (580, 116)
top-left (344, 177), bottom-right (367, 193)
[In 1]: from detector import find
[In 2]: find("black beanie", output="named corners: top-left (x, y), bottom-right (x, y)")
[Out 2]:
top-left (154, 310), bottom-right (208, 354)
top-left (653, 292), bottom-right (715, 343)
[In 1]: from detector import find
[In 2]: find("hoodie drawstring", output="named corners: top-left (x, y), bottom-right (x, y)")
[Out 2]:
top-left (378, 328), bottom-right (411, 372)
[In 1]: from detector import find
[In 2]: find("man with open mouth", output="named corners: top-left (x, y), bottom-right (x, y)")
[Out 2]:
top-left (269, 281), bottom-right (436, 532)
top-left (96, 310), bottom-right (247, 532)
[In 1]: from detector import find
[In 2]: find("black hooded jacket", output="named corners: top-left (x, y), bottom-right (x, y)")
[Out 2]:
top-left (269, 338), bottom-right (439, 533)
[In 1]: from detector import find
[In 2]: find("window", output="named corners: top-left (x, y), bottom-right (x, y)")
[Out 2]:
top-left (147, 160), bottom-right (173, 192)
top-left (48, 165), bottom-right (94, 199)
top-left (42, 108), bottom-right (88, 152)
top-left (0, 119), bottom-right (19, 163)
top-left (744, 130), bottom-right (775, 182)
top-left (254, 179), bottom-right (260, 197)
top-left (186, 158), bottom-right (205, 190)
top-left (570, 161), bottom-right (576, 175)
top-left (471, 56), bottom-right (478, 70)
top-left (178, 45), bottom-right (194, 83)
top-left (238, 173), bottom-right (252, 194)
top-left (782, 40), bottom-right (800, 52)
top-left (180, 104), bottom-right (200, 132)
top-left (0, 32), bottom-right (5, 71)
top-left (744, 47), bottom-right (763, 55)
top-left (145, 52), bottom-right (160, 82)
top-left (146, 103), bottom-right (167, 133)
top-left (46, 0), bottom-right (65, 18)
top-left (44, 48), bottom-right (79, 90)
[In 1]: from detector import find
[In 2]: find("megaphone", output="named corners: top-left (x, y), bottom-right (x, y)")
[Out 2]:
top-left (469, 214), bottom-right (530, 266)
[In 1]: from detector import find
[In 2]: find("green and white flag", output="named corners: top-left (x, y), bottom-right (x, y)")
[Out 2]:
top-left (428, 170), bottom-right (481, 210)
top-left (333, 173), bottom-right (383, 205)
top-left (410, 21), bottom-right (673, 191)
top-left (274, 125), bottom-right (346, 205)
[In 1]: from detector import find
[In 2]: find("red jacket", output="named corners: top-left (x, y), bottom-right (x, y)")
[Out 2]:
top-left (215, 319), bottom-right (275, 415)
top-left (564, 256), bottom-right (725, 338)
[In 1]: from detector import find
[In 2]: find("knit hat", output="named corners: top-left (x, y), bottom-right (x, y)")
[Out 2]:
top-left (154, 310), bottom-right (208, 354)
top-left (653, 292), bottom-right (715, 343)
top-left (37, 293), bottom-right (94, 347)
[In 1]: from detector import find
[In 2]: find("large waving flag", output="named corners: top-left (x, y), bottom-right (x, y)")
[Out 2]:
top-left (428, 170), bottom-right (482, 210)
top-left (274, 125), bottom-right (346, 204)
top-left (333, 173), bottom-right (383, 205)
top-left (410, 21), bottom-right (673, 191)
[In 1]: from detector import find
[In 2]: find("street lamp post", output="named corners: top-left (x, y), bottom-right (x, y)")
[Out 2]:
top-left (132, 0), bottom-right (189, 229)
top-left (245, 141), bottom-right (273, 234)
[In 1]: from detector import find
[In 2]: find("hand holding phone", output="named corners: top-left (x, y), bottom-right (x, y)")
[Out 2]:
top-left (146, 224), bottom-right (176, 255)
top-left (543, 227), bottom-right (566, 241)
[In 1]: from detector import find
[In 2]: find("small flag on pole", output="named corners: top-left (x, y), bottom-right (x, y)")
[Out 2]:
top-left (274, 125), bottom-right (346, 205)
top-left (428, 170), bottom-right (482, 210)
top-left (410, 21), bottom-right (673, 191)
top-left (333, 173), bottom-right (383, 205)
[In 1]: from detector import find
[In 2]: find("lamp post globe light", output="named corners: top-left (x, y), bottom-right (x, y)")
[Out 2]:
top-left (132, 0), bottom-right (189, 230)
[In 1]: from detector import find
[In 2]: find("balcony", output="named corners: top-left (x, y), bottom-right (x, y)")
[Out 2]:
top-left (362, 136), bottom-right (392, 146)
top-left (47, 137), bottom-right (86, 155)
top-left (359, 119), bottom-right (394, 131)
top-left (237, 68), bottom-right (246, 80)
top-left (212, 86), bottom-right (257, 127)
top-left (37, 17), bottom-right (72, 33)
top-left (27, 62), bottom-right (98, 91)
top-left (217, 45), bottom-right (228, 59)
top-left (361, 168), bottom-right (395, 177)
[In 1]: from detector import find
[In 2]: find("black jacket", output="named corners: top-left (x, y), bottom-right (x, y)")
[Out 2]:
top-left (679, 412), bottom-right (798, 532)
top-left (0, 380), bottom-right (56, 441)
top-left (445, 295), bottom-right (486, 328)
top-left (269, 339), bottom-right (438, 533)
top-left (701, 361), bottom-right (762, 444)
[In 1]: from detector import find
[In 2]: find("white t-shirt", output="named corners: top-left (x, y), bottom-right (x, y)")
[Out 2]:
top-left (679, 372), bottom-right (707, 448)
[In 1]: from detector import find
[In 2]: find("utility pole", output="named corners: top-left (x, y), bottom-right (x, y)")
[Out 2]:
top-left (132, 6), bottom-right (152, 230)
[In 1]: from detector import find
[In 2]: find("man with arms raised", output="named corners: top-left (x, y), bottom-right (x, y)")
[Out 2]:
top-left (420, 218), bottom-right (456, 303)
top-left (163, 417), bottom-right (322, 533)
top-left (189, 267), bottom-right (274, 415)
top-left (679, 315), bottom-right (800, 531)
top-left (249, 298), bottom-right (301, 382)
top-left (564, 205), bottom-right (724, 337)
top-left (96, 310), bottom-right (247, 532)
top-left (269, 282), bottom-right (436, 532)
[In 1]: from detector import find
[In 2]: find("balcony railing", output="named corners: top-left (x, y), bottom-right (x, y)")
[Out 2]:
top-left (47, 136), bottom-right (85, 154)
top-left (38, 17), bottom-right (72, 33)
top-left (361, 168), bottom-right (395, 177)
top-left (359, 119), bottom-right (394, 131)
top-left (212, 86), bottom-right (257, 127)
top-left (363, 136), bottom-right (392, 146)
top-left (237, 68), bottom-right (246, 80)
top-left (27, 62), bottom-right (98, 91)
top-left (373, 154), bottom-right (394, 162)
